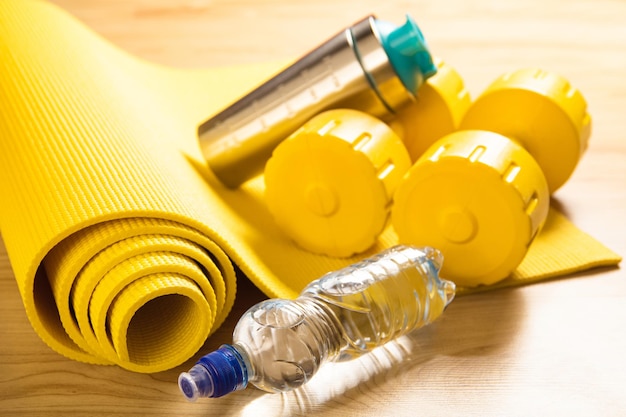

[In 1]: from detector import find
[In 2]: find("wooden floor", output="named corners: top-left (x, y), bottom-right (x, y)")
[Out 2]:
top-left (1, 0), bottom-right (625, 415)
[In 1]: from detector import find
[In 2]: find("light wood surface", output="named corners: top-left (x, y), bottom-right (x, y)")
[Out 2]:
top-left (1, 0), bottom-right (625, 415)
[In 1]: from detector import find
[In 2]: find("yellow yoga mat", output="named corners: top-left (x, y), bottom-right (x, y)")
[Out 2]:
top-left (0, 0), bottom-right (621, 373)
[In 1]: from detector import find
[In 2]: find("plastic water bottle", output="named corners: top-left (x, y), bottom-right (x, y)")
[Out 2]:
top-left (178, 245), bottom-right (455, 400)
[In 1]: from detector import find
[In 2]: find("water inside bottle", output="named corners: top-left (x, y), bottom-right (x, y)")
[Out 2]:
top-left (304, 246), bottom-right (455, 357)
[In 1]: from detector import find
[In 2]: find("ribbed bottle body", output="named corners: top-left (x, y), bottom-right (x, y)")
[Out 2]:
top-left (302, 245), bottom-right (454, 357)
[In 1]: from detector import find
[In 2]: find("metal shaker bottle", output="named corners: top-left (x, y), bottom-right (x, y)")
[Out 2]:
top-left (198, 15), bottom-right (437, 188)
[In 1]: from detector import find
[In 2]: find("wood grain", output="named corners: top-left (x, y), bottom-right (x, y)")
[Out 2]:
top-left (1, 0), bottom-right (625, 415)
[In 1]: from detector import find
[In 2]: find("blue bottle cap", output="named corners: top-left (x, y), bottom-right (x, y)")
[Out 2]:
top-left (375, 15), bottom-right (437, 95)
top-left (178, 344), bottom-right (248, 400)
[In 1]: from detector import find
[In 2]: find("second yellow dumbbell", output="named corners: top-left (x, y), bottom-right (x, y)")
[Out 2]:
top-left (392, 69), bottom-right (591, 287)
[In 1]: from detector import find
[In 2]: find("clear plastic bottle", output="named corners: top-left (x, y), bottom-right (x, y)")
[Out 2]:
top-left (178, 245), bottom-right (455, 400)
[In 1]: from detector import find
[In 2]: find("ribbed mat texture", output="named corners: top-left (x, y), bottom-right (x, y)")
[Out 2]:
top-left (0, 0), bottom-right (621, 372)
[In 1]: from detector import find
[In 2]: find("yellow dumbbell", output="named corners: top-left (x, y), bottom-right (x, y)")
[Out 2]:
top-left (264, 108), bottom-right (411, 257)
top-left (392, 69), bottom-right (591, 287)
top-left (264, 61), bottom-right (469, 257)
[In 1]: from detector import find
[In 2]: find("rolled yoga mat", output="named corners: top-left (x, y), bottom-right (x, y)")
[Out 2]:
top-left (0, 0), bottom-right (621, 373)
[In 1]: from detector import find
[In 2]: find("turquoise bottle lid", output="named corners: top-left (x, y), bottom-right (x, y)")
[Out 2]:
top-left (375, 15), bottom-right (437, 95)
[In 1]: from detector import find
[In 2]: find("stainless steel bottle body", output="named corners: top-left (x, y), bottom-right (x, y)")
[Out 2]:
top-left (198, 16), bottom-right (415, 188)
